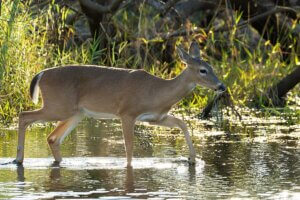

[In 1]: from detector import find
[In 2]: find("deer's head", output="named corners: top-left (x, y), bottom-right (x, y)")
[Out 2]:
top-left (177, 42), bottom-right (226, 93)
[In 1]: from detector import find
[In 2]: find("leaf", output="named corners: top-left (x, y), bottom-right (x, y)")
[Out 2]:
top-left (295, 55), bottom-right (300, 66)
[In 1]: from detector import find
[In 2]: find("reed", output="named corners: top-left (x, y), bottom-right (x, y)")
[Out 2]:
top-left (0, 1), bottom-right (299, 125)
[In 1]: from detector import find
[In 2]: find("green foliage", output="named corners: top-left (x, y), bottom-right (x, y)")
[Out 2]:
top-left (0, 1), bottom-right (299, 125)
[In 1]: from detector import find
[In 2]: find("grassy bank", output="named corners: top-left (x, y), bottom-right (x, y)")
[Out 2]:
top-left (0, 1), bottom-right (299, 125)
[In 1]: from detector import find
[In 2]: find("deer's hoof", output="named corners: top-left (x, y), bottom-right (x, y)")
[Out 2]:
top-left (12, 159), bottom-right (23, 166)
top-left (51, 161), bottom-right (61, 167)
top-left (188, 157), bottom-right (196, 165)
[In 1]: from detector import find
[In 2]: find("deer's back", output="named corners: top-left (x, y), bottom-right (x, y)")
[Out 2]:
top-left (38, 65), bottom-right (165, 115)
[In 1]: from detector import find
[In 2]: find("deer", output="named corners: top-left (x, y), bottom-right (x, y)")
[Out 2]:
top-left (12, 41), bottom-right (225, 167)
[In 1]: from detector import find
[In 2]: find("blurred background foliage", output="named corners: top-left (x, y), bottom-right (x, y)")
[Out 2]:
top-left (0, 0), bottom-right (299, 125)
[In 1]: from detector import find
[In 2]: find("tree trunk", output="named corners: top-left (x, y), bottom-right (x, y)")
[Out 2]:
top-left (266, 66), bottom-right (300, 106)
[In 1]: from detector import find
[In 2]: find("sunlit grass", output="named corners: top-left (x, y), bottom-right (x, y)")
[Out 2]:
top-left (0, 1), bottom-right (299, 125)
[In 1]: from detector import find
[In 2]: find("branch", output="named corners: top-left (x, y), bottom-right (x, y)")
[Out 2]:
top-left (145, 0), bottom-right (180, 18)
top-left (175, 0), bottom-right (218, 18)
top-left (265, 66), bottom-right (300, 106)
top-left (161, 0), bottom-right (181, 16)
top-left (197, 91), bottom-right (242, 120)
top-left (145, 0), bottom-right (164, 11)
top-left (61, 2), bottom-right (82, 15)
top-left (145, 0), bottom-right (218, 23)
top-left (224, 6), bottom-right (299, 32)
top-left (144, 0), bottom-right (182, 32)
top-left (158, 28), bottom-right (205, 40)
top-left (78, 0), bottom-right (123, 14)
top-left (150, 6), bottom-right (299, 41)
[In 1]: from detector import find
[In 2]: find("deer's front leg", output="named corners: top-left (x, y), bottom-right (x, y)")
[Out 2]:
top-left (150, 115), bottom-right (196, 164)
top-left (121, 116), bottom-right (136, 167)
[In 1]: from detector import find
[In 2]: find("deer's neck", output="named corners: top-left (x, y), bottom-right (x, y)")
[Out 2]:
top-left (162, 68), bottom-right (196, 107)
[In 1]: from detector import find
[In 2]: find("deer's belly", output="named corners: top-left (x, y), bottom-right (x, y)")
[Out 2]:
top-left (82, 108), bottom-right (118, 119)
top-left (82, 108), bottom-right (165, 122)
top-left (137, 113), bottom-right (165, 122)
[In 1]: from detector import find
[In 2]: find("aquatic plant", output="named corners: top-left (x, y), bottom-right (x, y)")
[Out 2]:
top-left (0, 0), bottom-right (299, 125)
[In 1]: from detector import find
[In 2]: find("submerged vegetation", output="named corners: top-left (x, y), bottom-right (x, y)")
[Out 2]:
top-left (0, 0), bottom-right (299, 125)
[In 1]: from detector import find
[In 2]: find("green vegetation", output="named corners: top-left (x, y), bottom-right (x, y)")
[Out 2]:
top-left (0, 1), bottom-right (299, 125)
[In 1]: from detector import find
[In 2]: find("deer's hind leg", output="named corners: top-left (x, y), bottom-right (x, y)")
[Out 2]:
top-left (47, 114), bottom-right (83, 163)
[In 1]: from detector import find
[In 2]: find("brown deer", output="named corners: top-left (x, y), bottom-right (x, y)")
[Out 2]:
top-left (13, 42), bottom-right (225, 167)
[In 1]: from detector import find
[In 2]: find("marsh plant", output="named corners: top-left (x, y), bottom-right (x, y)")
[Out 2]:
top-left (0, 1), bottom-right (299, 125)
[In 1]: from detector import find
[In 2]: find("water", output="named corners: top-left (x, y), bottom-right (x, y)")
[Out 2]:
top-left (0, 116), bottom-right (299, 199)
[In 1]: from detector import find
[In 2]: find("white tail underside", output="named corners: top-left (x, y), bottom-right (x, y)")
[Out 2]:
top-left (32, 72), bottom-right (44, 104)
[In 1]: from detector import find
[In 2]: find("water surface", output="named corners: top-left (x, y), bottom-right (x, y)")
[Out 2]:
top-left (0, 116), bottom-right (299, 199)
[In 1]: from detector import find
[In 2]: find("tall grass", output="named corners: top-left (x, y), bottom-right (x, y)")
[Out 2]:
top-left (0, 1), bottom-right (299, 125)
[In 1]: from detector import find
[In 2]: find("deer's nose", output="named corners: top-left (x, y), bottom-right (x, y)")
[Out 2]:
top-left (216, 83), bottom-right (226, 92)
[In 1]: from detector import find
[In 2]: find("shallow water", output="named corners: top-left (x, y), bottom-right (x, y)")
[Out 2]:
top-left (0, 116), bottom-right (299, 199)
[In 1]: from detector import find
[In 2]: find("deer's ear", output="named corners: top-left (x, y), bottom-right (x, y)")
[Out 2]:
top-left (177, 46), bottom-right (190, 64)
top-left (189, 41), bottom-right (201, 59)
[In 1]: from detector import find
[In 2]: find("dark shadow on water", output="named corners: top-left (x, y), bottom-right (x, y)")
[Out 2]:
top-left (49, 167), bottom-right (61, 180)
top-left (125, 166), bottom-right (134, 193)
top-left (188, 164), bottom-right (196, 183)
top-left (17, 165), bottom-right (25, 182)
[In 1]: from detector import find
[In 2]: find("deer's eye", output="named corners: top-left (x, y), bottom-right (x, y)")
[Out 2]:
top-left (199, 69), bottom-right (207, 75)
